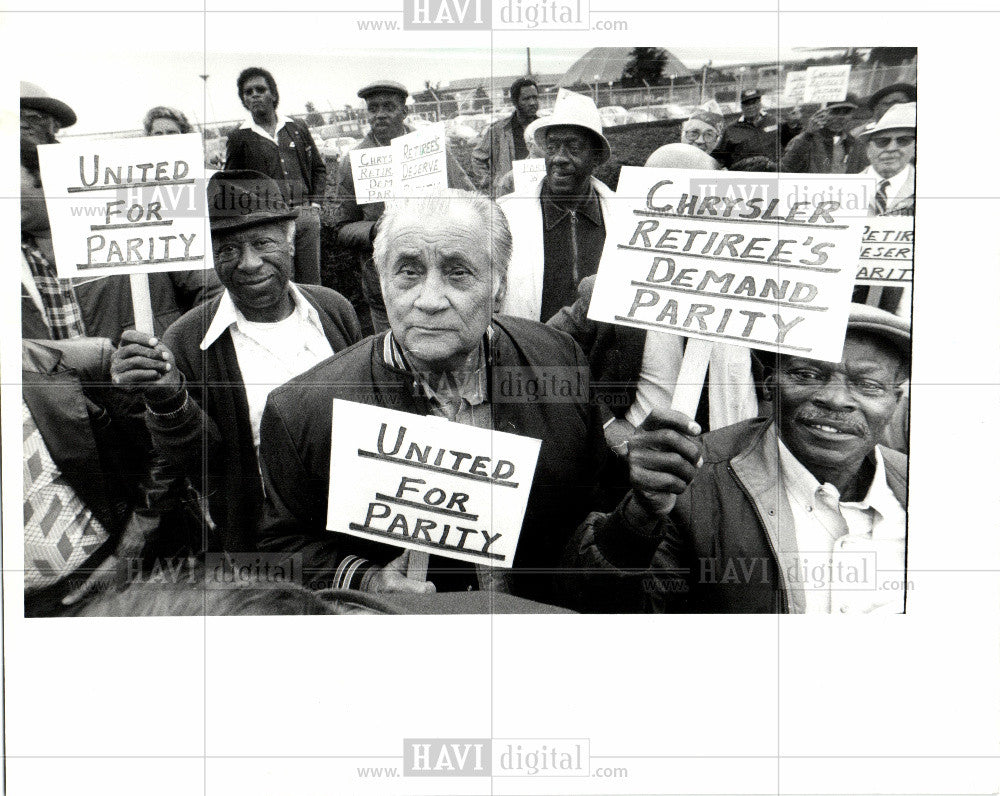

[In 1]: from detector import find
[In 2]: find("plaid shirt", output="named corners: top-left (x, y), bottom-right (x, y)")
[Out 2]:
top-left (22, 234), bottom-right (86, 340)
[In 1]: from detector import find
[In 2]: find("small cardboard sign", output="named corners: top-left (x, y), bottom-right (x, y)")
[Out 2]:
top-left (803, 65), bottom-right (852, 104)
top-left (586, 167), bottom-right (872, 363)
top-left (391, 122), bottom-right (448, 197)
top-left (37, 133), bottom-right (211, 278)
top-left (783, 71), bottom-right (807, 104)
top-left (349, 145), bottom-right (394, 205)
top-left (512, 158), bottom-right (546, 194)
top-left (856, 216), bottom-right (914, 285)
top-left (327, 400), bottom-right (541, 568)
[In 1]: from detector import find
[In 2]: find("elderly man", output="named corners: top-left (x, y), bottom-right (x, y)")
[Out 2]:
top-left (257, 189), bottom-right (604, 605)
top-left (471, 76), bottom-right (540, 196)
top-left (679, 106), bottom-right (725, 158)
top-left (498, 94), bottom-right (614, 323)
top-left (21, 81), bottom-right (76, 145)
top-left (328, 80), bottom-right (474, 334)
top-left (847, 83), bottom-right (916, 173)
top-left (224, 67), bottom-right (326, 286)
top-left (859, 103), bottom-right (916, 217)
top-left (110, 171), bottom-right (362, 555)
top-left (564, 304), bottom-right (910, 614)
top-left (780, 96), bottom-right (860, 174)
top-left (713, 88), bottom-right (801, 170)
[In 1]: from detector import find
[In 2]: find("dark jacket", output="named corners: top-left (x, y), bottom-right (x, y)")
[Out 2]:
top-left (256, 315), bottom-right (605, 606)
top-left (145, 285), bottom-right (362, 554)
top-left (713, 113), bottom-right (801, 169)
top-left (225, 119), bottom-right (327, 206)
top-left (780, 129), bottom-right (858, 174)
top-left (561, 418), bottom-right (908, 614)
top-left (22, 338), bottom-right (176, 615)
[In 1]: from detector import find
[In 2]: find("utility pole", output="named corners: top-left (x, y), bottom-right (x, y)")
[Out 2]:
top-left (526, 47), bottom-right (532, 75)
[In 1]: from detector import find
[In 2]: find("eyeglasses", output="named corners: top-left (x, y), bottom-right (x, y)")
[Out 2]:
top-left (542, 138), bottom-right (590, 157)
top-left (870, 134), bottom-right (915, 149)
top-left (683, 129), bottom-right (720, 144)
top-left (214, 237), bottom-right (284, 266)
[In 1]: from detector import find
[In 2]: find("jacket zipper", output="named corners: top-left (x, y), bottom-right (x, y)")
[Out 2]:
top-left (569, 209), bottom-right (579, 283)
top-left (727, 461), bottom-right (789, 613)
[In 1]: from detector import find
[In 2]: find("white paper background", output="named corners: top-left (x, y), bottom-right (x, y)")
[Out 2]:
top-left (2, 3), bottom-right (999, 795)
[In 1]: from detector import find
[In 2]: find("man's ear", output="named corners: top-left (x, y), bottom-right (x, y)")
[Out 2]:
top-left (761, 371), bottom-right (775, 402)
top-left (493, 272), bottom-right (507, 312)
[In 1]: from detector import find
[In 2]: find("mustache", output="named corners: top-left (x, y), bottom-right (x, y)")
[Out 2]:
top-left (795, 410), bottom-right (867, 436)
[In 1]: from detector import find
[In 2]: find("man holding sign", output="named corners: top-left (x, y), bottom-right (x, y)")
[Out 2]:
top-left (328, 80), bottom-right (473, 334)
top-left (257, 190), bottom-right (605, 606)
top-left (563, 304), bottom-right (910, 614)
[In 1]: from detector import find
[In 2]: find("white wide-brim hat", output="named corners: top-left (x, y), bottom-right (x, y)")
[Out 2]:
top-left (524, 90), bottom-right (611, 165)
top-left (859, 102), bottom-right (916, 137)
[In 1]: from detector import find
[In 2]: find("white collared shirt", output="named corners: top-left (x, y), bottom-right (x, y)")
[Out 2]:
top-left (240, 114), bottom-right (297, 146)
top-left (201, 283), bottom-right (333, 453)
top-left (863, 163), bottom-right (913, 206)
top-left (777, 431), bottom-right (907, 614)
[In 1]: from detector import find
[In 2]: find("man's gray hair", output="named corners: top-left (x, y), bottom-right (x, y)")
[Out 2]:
top-left (372, 189), bottom-right (512, 281)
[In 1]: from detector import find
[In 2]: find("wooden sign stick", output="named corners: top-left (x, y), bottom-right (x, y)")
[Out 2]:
top-left (670, 337), bottom-right (714, 419)
top-left (407, 551), bottom-right (430, 582)
top-left (129, 272), bottom-right (156, 336)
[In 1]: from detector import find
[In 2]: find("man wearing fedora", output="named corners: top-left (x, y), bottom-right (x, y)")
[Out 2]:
top-left (20, 81), bottom-right (76, 145)
top-left (224, 67), bottom-right (327, 286)
top-left (563, 304), bottom-right (911, 615)
top-left (497, 92), bottom-right (614, 323)
top-left (859, 102), bottom-right (916, 217)
top-left (780, 95), bottom-right (862, 174)
top-left (110, 171), bottom-right (362, 556)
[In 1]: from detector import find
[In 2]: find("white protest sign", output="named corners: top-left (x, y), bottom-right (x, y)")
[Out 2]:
top-left (803, 65), bottom-right (852, 104)
top-left (391, 122), bottom-right (448, 197)
top-left (326, 400), bottom-right (541, 568)
top-left (856, 216), bottom-right (913, 285)
top-left (37, 133), bottom-right (211, 278)
top-left (783, 71), bottom-right (807, 104)
top-left (349, 145), bottom-right (393, 205)
top-left (587, 167), bottom-right (870, 363)
top-left (512, 158), bottom-right (546, 194)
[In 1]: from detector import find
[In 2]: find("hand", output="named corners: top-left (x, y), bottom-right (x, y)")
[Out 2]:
top-left (576, 274), bottom-right (597, 305)
top-left (805, 108), bottom-right (829, 134)
top-left (61, 554), bottom-right (126, 607)
top-left (112, 330), bottom-right (182, 404)
top-left (627, 408), bottom-right (703, 519)
top-left (368, 551), bottom-right (437, 595)
top-left (604, 417), bottom-right (636, 458)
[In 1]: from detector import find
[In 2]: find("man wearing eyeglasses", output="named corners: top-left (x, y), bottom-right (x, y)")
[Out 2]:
top-left (563, 304), bottom-right (910, 614)
top-left (780, 95), bottom-right (861, 174)
top-left (109, 171), bottom-right (362, 555)
top-left (858, 103), bottom-right (915, 217)
top-left (497, 93), bottom-right (614, 322)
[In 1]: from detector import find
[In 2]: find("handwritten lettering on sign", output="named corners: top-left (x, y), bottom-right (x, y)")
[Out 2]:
top-left (349, 145), bottom-right (394, 205)
top-left (856, 216), bottom-right (913, 285)
top-left (587, 167), bottom-right (871, 363)
top-left (37, 133), bottom-right (210, 278)
top-left (327, 400), bottom-right (540, 567)
top-left (392, 122), bottom-right (448, 197)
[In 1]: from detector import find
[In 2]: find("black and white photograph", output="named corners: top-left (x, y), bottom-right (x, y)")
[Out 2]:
top-left (2, 2), bottom-right (998, 795)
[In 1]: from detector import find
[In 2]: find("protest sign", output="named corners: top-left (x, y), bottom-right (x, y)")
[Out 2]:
top-left (803, 65), bottom-right (852, 104)
top-left (391, 121), bottom-right (448, 197)
top-left (349, 145), bottom-right (393, 205)
top-left (512, 158), bottom-right (546, 194)
top-left (327, 400), bottom-right (541, 568)
top-left (856, 216), bottom-right (914, 285)
top-left (783, 71), bottom-right (807, 104)
top-left (587, 166), bottom-right (870, 364)
top-left (37, 133), bottom-right (211, 279)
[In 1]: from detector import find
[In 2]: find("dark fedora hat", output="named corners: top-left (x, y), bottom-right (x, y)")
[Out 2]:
top-left (207, 170), bottom-right (298, 234)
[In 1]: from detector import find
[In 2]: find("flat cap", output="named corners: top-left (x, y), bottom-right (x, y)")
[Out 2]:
top-left (357, 81), bottom-right (409, 101)
top-left (847, 302), bottom-right (910, 359)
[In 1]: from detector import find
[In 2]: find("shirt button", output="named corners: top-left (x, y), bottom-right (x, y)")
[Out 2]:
top-left (806, 506), bottom-right (813, 513)
top-left (840, 605), bottom-right (849, 613)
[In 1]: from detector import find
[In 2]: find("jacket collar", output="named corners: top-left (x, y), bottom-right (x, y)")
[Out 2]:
top-left (200, 282), bottom-right (318, 351)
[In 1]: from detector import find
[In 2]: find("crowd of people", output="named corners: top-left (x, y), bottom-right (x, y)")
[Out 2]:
top-left (18, 67), bottom-right (916, 616)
